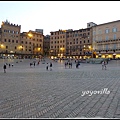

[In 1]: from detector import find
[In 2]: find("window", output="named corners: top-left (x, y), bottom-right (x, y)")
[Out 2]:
top-left (99, 30), bottom-right (101, 34)
top-left (112, 28), bottom-right (117, 32)
top-left (105, 29), bottom-right (109, 33)
top-left (106, 36), bottom-right (109, 40)
top-left (98, 45), bottom-right (102, 50)
top-left (106, 45), bottom-right (108, 50)
top-left (113, 44), bottom-right (116, 49)
top-left (98, 37), bottom-right (101, 41)
top-left (113, 34), bottom-right (116, 40)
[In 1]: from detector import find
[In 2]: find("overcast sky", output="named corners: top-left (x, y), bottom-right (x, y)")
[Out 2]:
top-left (0, 1), bottom-right (120, 35)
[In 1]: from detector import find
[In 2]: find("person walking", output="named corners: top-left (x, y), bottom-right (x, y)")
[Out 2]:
top-left (102, 61), bottom-right (104, 70)
top-left (50, 62), bottom-right (52, 71)
top-left (65, 62), bottom-right (67, 69)
top-left (70, 62), bottom-right (72, 68)
top-left (33, 62), bottom-right (35, 67)
top-left (30, 63), bottom-right (32, 67)
top-left (3, 64), bottom-right (7, 73)
top-left (9, 63), bottom-right (11, 68)
top-left (46, 63), bottom-right (49, 70)
top-left (104, 61), bottom-right (107, 70)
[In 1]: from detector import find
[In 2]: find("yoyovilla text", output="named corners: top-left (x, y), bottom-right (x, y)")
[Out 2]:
top-left (81, 88), bottom-right (110, 96)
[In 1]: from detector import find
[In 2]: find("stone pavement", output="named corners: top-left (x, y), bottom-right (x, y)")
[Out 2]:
top-left (0, 58), bottom-right (120, 118)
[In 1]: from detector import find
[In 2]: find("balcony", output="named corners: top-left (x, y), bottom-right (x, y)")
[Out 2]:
top-left (96, 38), bottom-right (120, 44)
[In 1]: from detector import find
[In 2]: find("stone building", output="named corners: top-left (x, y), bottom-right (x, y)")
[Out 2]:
top-left (0, 20), bottom-right (21, 58)
top-left (92, 20), bottom-right (120, 59)
top-left (20, 30), bottom-right (44, 58)
top-left (50, 27), bottom-right (93, 59)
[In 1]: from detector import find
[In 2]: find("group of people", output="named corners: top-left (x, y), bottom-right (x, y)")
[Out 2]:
top-left (3, 63), bottom-right (14, 73)
top-left (46, 62), bottom-right (52, 71)
top-left (29, 59), bottom-right (53, 71)
top-left (64, 62), bottom-right (72, 69)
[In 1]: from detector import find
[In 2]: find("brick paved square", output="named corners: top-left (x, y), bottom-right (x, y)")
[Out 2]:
top-left (0, 58), bottom-right (120, 118)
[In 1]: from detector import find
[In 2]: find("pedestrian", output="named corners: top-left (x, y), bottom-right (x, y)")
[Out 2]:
top-left (70, 62), bottom-right (72, 68)
top-left (104, 61), bottom-right (107, 70)
top-left (102, 61), bottom-right (104, 70)
top-left (3, 64), bottom-right (7, 73)
top-left (46, 63), bottom-right (49, 70)
top-left (9, 63), bottom-right (11, 68)
top-left (50, 62), bottom-right (52, 71)
top-left (37, 61), bottom-right (40, 65)
top-left (30, 63), bottom-right (32, 67)
top-left (65, 62), bottom-right (67, 69)
top-left (76, 63), bottom-right (79, 68)
top-left (33, 62), bottom-right (35, 67)
top-left (69, 62), bottom-right (71, 69)
top-left (11, 64), bottom-right (14, 67)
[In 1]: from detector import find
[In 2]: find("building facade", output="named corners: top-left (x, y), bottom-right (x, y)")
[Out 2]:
top-left (66, 28), bottom-right (93, 59)
top-left (0, 20), bottom-right (21, 58)
top-left (92, 20), bottom-right (120, 59)
top-left (50, 29), bottom-right (67, 59)
top-left (20, 30), bottom-right (44, 58)
top-left (0, 20), bottom-right (44, 59)
top-left (50, 27), bottom-right (93, 59)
